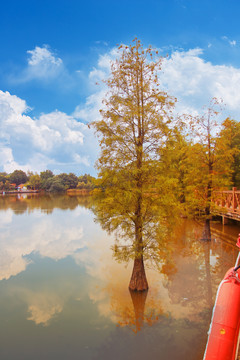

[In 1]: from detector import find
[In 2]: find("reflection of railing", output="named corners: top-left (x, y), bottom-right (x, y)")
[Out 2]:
top-left (212, 188), bottom-right (240, 222)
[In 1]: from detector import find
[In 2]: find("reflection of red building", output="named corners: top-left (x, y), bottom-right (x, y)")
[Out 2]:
top-left (17, 184), bottom-right (27, 191)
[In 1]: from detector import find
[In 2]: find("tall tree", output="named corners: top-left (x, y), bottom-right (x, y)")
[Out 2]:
top-left (28, 173), bottom-right (41, 190)
top-left (186, 98), bottom-right (232, 239)
top-left (91, 39), bottom-right (177, 291)
top-left (217, 118), bottom-right (240, 188)
top-left (9, 170), bottom-right (28, 186)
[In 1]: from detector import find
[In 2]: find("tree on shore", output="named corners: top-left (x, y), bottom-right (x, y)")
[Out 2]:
top-left (0, 169), bottom-right (96, 193)
top-left (9, 170), bottom-right (28, 186)
top-left (28, 173), bottom-right (41, 190)
top-left (91, 39), bottom-right (178, 291)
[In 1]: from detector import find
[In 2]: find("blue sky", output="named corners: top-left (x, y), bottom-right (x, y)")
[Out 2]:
top-left (1, 0), bottom-right (240, 175)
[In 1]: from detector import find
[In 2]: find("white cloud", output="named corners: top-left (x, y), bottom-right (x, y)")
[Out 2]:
top-left (222, 36), bottom-right (237, 47)
top-left (73, 89), bottom-right (106, 123)
top-left (11, 45), bottom-right (64, 83)
top-left (37, 111), bottom-right (84, 149)
top-left (26, 45), bottom-right (63, 80)
top-left (0, 90), bottom-right (98, 174)
top-left (230, 40), bottom-right (237, 47)
top-left (0, 90), bottom-right (29, 116)
top-left (160, 48), bottom-right (240, 118)
top-left (27, 45), bottom-right (62, 67)
top-left (72, 48), bottom-right (117, 122)
top-left (73, 153), bottom-right (90, 166)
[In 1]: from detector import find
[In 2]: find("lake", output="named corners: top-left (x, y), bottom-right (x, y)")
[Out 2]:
top-left (0, 193), bottom-right (240, 360)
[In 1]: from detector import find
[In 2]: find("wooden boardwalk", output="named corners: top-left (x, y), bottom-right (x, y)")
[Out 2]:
top-left (212, 187), bottom-right (240, 223)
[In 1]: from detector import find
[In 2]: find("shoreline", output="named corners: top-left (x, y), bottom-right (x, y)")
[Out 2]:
top-left (0, 189), bottom-right (92, 195)
top-left (1, 190), bottom-right (39, 195)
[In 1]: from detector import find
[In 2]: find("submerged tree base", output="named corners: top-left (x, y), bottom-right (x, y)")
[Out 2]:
top-left (129, 258), bottom-right (149, 291)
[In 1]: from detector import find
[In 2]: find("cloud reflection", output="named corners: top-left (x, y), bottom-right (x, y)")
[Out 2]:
top-left (0, 197), bottom-right (233, 330)
top-left (0, 207), bottom-right (86, 280)
top-left (27, 292), bottom-right (64, 326)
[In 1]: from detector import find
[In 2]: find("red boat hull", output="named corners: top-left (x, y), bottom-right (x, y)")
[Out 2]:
top-left (204, 268), bottom-right (240, 360)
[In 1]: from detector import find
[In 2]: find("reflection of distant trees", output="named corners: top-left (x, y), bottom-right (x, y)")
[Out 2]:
top-left (14, 200), bottom-right (28, 215)
top-left (0, 194), bottom-right (93, 214)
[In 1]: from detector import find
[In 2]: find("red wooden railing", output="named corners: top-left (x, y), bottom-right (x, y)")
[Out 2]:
top-left (212, 187), bottom-right (240, 215)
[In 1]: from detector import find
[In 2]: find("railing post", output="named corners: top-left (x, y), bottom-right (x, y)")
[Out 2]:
top-left (233, 187), bottom-right (237, 212)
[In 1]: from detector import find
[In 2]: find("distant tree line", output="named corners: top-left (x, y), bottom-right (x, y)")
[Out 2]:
top-left (0, 170), bottom-right (96, 192)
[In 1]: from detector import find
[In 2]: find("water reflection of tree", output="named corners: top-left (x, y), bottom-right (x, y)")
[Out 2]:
top-left (100, 272), bottom-right (165, 334)
top-left (0, 193), bottom-right (93, 214)
top-left (202, 241), bottom-right (213, 307)
top-left (114, 290), bottom-right (164, 333)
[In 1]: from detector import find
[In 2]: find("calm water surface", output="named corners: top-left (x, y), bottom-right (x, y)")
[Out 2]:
top-left (0, 194), bottom-right (240, 360)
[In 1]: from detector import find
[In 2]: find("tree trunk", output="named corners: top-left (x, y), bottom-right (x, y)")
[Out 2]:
top-left (129, 257), bottom-right (148, 291)
top-left (129, 188), bottom-right (149, 291)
